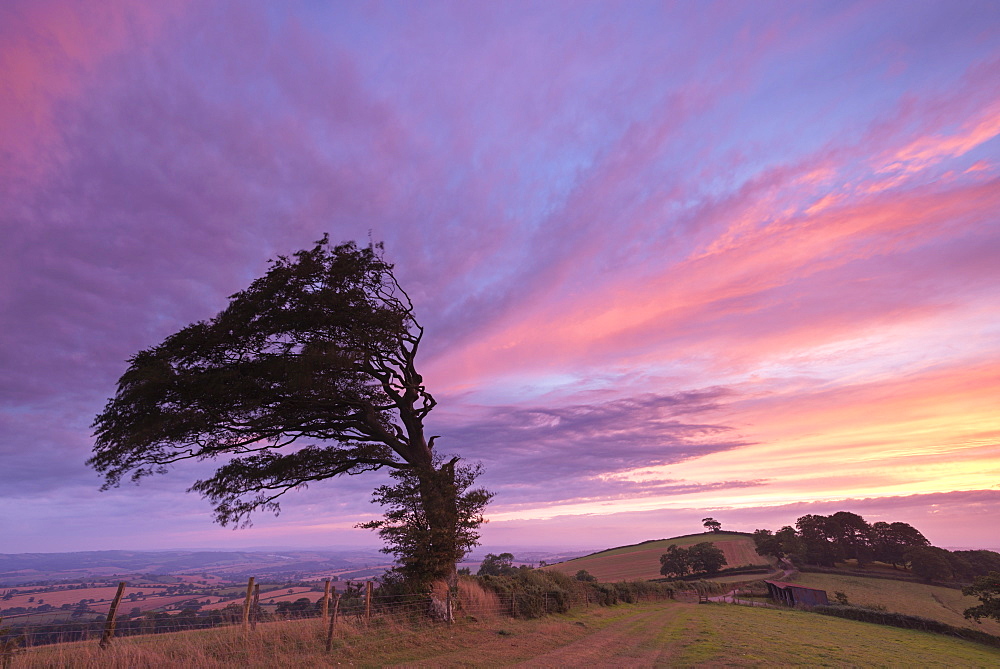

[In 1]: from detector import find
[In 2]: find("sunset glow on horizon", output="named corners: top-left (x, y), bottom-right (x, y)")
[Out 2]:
top-left (2, 0), bottom-right (998, 554)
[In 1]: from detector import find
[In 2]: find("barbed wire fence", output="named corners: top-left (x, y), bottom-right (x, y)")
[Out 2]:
top-left (2, 577), bottom-right (678, 660)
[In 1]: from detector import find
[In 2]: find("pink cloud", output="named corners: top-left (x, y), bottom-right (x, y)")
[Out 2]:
top-left (879, 101), bottom-right (1000, 174)
top-left (425, 171), bottom-right (1000, 392)
top-left (2, 1), bottom-right (999, 552)
top-left (0, 0), bottom-right (190, 184)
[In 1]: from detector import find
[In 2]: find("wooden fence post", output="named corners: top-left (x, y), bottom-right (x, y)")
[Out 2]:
top-left (364, 581), bottom-right (372, 625)
top-left (325, 593), bottom-right (341, 652)
top-left (250, 584), bottom-right (260, 630)
top-left (99, 582), bottom-right (127, 649)
top-left (1, 616), bottom-right (21, 669)
top-left (242, 577), bottom-right (255, 631)
top-left (321, 580), bottom-right (331, 622)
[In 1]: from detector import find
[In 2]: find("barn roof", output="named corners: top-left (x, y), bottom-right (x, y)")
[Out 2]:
top-left (764, 580), bottom-right (827, 592)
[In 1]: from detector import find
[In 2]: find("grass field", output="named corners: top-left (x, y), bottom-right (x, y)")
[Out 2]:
top-left (791, 572), bottom-right (1000, 635)
top-left (13, 600), bottom-right (1000, 667)
top-left (544, 532), bottom-right (768, 582)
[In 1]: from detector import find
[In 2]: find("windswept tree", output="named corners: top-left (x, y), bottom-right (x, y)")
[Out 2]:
top-left (702, 517), bottom-right (722, 533)
top-left (90, 237), bottom-right (489, 587)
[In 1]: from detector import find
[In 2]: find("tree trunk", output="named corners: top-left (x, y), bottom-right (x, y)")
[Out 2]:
top-left (415, 460), bottom-right (461, 587)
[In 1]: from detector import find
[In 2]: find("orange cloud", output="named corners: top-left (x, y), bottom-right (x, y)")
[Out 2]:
top-left (484, 359), bottom-right (1000, 524)
top-left (656, 360), bottom-right (1000, 505)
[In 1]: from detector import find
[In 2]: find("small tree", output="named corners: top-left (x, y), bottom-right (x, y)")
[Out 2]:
top-left (753, 529), bottom-right (784, 559)
top-left (963, 572), bottom-right (1000, 623)
top-left (477, 552), bottom-right (517, 577)
top-left (702, 518), bottom-right (722, 533)
top-left (360, 462), bottom-right (492, 586)
top-left (659, 545), bottom-right (690, 578)
top-left (770, 526), bottom-right (805, 563)
top-left (688, 542), bottom-right (727, 575)
top-left (575, 570), bottom-right (597, 582)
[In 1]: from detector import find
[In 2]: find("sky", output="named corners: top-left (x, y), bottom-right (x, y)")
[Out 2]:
top-left (2, 0), bottom-right (999, 555)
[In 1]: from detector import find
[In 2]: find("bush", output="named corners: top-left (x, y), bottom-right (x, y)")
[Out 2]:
top-left (477, 571), bottom-right (674, 618)
top-left (478, 568), bottom-right (576, 618)
top-left (585, 581), bottom-right (674, 606)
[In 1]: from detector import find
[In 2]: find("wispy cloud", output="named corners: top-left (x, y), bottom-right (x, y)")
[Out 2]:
top-left (1, 0), bottom-right (998, 551)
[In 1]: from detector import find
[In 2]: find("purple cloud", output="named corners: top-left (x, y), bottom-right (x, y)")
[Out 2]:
top-left (2, 0), bottom-right (999, 552)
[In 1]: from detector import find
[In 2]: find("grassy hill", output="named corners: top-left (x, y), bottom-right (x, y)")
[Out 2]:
top-left (14, 599), bottom-right (1000, 667)
top-left (542, 532), bottom-right (769, 582)
top-left (540, 531), bottom-right (1000, 638)
top-left (792, 571), bottom-right (1000, 636)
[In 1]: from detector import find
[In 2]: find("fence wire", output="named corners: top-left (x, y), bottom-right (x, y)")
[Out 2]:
top-left (3, 586), bottom-right (674, 652)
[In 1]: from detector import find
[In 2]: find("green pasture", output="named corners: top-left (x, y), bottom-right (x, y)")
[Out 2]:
top-left (791, 571), bottom-right (1000, 635)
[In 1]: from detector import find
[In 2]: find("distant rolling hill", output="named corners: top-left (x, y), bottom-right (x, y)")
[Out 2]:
top-left (543, 532), bottom-right (769, 581)
top-left (0, 549), bottom-right (390, 585)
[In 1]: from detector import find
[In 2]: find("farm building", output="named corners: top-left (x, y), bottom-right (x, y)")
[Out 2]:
top-left (764, 580), bottom-right (829, 607)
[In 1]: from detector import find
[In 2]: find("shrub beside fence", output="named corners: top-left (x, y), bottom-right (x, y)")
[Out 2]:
top-left (477, 570), bottom-right (675, 618)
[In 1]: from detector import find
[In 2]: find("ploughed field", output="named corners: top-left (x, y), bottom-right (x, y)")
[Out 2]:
top-left (543, 532), bottom-right (768, 581)
top-left (16, 599), bottom-right (1000, 668)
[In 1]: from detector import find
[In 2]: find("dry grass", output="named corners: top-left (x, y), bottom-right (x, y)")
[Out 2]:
top-left (13, 600), bottom-right (1000, 667)
top-left (454, 577), bottom-right (501, 620)
top-left (13, 617), bottom-right (338, 668)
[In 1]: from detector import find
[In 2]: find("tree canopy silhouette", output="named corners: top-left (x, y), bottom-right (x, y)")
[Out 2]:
top-left (90, 236), bottom-right (488, 584)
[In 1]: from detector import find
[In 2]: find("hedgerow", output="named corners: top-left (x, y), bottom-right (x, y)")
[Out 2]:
top-left (812, 605), bottom-right (1000, 648)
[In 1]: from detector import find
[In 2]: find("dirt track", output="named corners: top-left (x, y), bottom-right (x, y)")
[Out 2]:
top-left (383, 599), bottom-right (1000, 668)
top-left (509, 604), bottom-right (689, 667)
top-left (385, 602), bottom-right (691, 668)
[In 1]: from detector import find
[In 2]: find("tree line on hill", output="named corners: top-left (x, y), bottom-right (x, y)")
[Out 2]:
top-left (751, 511), bottom-right (1000, 583)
